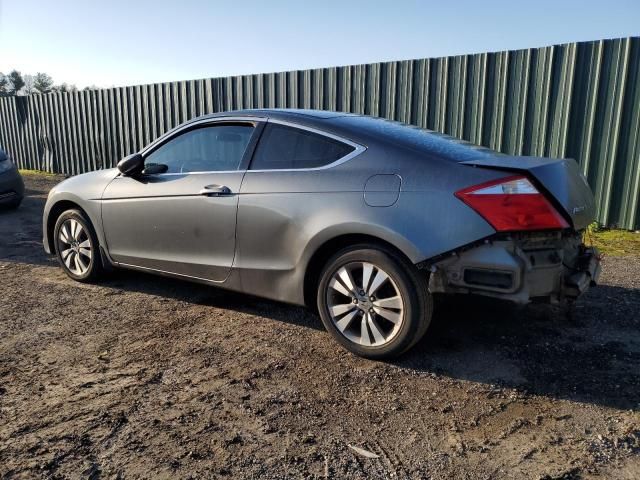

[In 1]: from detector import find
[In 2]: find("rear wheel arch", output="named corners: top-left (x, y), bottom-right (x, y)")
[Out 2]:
top-left (314, 243), bottom-right (433, 358)
top-left (303, 233), bottom-right (425, 309)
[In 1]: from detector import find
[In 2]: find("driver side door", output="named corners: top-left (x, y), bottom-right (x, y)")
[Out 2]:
top-left (101, 120), bottom-right (261, 282)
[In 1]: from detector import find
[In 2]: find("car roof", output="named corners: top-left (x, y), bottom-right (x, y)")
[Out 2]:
top-left (198, 108), bottom-right (357, 125)
top-left (194, 108), bottom-right (498, 162)
top-left (192, 108), bottom-right (369, 140)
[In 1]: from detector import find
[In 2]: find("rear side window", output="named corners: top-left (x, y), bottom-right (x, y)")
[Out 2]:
top-left (250, 123), bottom-right (355, 170)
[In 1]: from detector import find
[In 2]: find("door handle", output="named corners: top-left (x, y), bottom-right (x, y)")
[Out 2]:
top-left (199, 184), bottom-right (232, 196)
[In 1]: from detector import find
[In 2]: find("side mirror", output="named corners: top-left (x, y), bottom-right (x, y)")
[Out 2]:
top-left (141, 163), bottom-right (169, 175)
top-left (117, 153), bottom-right (144, 176)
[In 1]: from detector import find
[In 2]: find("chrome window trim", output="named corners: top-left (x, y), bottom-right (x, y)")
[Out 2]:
top-left (139, 116), bottom-right (265, 156)
top-left (247, 118), bottom-right (366, 173)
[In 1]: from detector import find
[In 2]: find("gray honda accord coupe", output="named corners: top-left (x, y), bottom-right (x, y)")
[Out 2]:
top-left (42, 109), bottom-right (601, 358)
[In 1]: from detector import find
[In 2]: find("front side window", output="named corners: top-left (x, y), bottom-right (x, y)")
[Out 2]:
top-left (250, 123), bottom-right (355, 170)
top-left (145, 123), bottom-right (254, 173)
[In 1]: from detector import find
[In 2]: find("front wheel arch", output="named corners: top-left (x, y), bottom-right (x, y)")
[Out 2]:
top-left (47, 200), bottom-right (93, 254)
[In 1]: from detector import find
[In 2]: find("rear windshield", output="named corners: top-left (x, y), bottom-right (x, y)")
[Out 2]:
top-left (335, 116), bottom-right (499, 162)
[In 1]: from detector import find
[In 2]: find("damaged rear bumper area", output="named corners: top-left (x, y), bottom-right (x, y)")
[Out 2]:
top-left (426, 232), bottom-right (601, 304)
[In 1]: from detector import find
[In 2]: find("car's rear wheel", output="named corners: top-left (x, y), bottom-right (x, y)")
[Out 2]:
top-left (54, 209), bottom-right (104, 282)
top-left (317, 245), bottom-right (432, 359)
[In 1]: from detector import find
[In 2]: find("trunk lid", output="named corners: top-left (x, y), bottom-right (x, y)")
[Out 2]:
top-left (461, 156), bottom-right (595, 230)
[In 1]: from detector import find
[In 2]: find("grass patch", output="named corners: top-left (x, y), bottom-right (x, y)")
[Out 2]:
top-left (19, 169), bottom-right (58, 176)
top-left (586, 226), bottom-right (640, 257)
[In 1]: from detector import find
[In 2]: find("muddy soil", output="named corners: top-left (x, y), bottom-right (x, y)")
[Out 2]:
top-left (0, 174), bottom-right (638, 479)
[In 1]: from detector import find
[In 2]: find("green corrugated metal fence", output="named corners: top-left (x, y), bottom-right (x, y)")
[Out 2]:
top-left (0, 37), bottom-right (639, 229)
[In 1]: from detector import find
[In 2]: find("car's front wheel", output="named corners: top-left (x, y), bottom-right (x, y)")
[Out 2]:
top-left (53, 209), bottom-right (104, 282)
top-left (317, 245), bottom-right (432, 359)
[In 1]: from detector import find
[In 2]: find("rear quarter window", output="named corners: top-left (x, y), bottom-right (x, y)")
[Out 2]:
top-left (334, 116), bottom-right (498, 162)
top-left (250, 123), bottom-right (355, 170)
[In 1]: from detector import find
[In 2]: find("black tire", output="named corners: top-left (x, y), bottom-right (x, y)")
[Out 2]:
top-left (317, 245), bottom-right (432, 359)
top-left (53, 209), bottom-right (105, 282)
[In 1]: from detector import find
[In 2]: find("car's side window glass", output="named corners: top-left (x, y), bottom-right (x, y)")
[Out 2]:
top-left (250, 123), bottom-right (355, 170)
top-left (145, 124), bottom-right (254, 173)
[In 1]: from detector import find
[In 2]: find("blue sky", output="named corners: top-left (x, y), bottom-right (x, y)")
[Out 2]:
top-left (1, 0), bottom-right (638, 88)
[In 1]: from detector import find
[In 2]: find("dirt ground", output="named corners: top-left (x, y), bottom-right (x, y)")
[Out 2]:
top-left (0, 174), bottom-right (638, 479)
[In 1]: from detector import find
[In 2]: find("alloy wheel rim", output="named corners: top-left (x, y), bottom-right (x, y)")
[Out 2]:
top-left (326, 262), bottom-right (404, 347)
top-left (58, 219), bottom-right (92, 276)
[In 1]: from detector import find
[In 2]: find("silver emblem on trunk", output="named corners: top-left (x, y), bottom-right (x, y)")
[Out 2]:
top-left (572, 205), bottom-right (586, 214)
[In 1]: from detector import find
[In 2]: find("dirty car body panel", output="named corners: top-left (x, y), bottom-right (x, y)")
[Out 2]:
top-left (43, 109), bottom-right (600, 309)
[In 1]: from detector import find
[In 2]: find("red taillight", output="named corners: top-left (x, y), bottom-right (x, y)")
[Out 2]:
top-left (455, 175), bottom-right (569, 232)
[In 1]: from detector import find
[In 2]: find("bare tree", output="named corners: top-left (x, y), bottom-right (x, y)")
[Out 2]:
top-left (23, 75), bottom-right (36, 95)
top-left (34, 73), bottom-right (54, 94)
